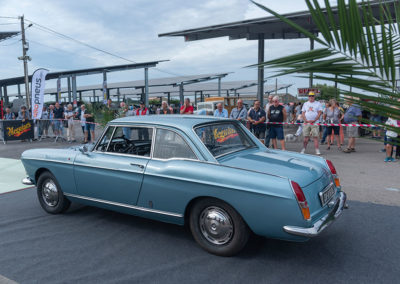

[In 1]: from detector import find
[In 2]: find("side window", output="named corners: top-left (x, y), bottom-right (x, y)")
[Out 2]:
top-left (96, 126), bottom-right (115, 152)
top-left (106, 126), bottom-right (153, 156)
top-left (153, 128), bottom-right (197, 160)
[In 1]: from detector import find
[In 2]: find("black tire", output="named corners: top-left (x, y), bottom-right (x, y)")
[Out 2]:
top-left (189, 198), bottom-right (250, 256)
top-left (37, 171), bottom-right (71, 214)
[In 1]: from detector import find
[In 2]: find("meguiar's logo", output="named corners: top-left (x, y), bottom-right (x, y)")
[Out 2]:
top-left (7, 122), bottom-right (32, 137)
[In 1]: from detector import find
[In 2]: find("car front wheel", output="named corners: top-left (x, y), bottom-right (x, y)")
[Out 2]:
top-left (37, 171), bottom-right (71, 214)
top-left (189, 198), bottom-right (250, 256)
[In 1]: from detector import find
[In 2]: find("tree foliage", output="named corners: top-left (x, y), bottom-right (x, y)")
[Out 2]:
top-left (251, 0), bottom-right (400, 135)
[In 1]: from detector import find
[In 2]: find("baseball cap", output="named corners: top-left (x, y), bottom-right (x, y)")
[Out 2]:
top-left (308, 91), bottom-right (315, 96)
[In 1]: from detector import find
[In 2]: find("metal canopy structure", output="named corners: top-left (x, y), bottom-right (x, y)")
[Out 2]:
top-left (0, 31), bottom-right (19, 42)
top-left (0, 61), bottom-right (165, 107)
top-left (159, 0), bottom-right (397, 106)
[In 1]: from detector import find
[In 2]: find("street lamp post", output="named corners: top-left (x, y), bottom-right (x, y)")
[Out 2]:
top-left (18, 15), bottom-right (31, 109)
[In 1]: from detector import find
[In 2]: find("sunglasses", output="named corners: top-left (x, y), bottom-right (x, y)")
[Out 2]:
top-left (309, 95), bottom-right (315, 97)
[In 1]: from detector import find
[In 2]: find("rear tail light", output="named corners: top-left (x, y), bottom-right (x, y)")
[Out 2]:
top-left (326, 159), bottom-right (340, 187)
top-left (290, 181), bottom-right (311, 221)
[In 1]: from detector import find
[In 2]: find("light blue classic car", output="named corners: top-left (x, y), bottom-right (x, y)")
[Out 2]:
top-left (21, 116), bottom-right (347, 256)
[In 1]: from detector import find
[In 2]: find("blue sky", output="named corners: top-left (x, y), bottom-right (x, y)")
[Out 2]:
top-left (0, 0), bottom-right (334, 97)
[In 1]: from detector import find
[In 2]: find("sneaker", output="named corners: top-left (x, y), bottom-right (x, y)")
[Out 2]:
top-left (300, 148), bottom-right (305, 154)
top-left (390, 157), bottom-right (397, 162)
top-left (315, 149), bottom-right (321, 155)
top-left (343, 148), bottom-right (352, 153)
top-left (384, 157), bottom-right (391, 162)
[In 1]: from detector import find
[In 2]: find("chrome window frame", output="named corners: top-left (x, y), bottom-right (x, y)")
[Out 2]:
top-left (92, 124), bottom-right (155, 159)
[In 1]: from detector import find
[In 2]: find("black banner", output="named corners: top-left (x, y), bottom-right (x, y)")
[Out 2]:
top-left (2, 120), bottom-right (34, 141)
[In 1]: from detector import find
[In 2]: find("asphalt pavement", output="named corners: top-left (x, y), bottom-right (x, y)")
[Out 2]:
top-left (0, 125), bottom-right (399, 283)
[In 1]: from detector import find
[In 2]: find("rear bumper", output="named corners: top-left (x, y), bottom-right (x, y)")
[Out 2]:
top-left (283, 191), bottom-right (347, 237)
top-left (22, 177), bottom-right (34, 185)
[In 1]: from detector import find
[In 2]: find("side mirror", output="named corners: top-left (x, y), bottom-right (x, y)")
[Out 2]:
top-left (79, 145), bottom-right (89, 155)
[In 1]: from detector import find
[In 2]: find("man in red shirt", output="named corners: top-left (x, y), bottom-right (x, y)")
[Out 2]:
top-left (180, 98), bottom-right (194, 114)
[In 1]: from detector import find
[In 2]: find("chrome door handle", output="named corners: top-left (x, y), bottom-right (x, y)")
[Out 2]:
top-left (130, 163), bottom-right (144, 169)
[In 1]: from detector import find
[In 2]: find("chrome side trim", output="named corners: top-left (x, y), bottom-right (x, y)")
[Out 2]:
top-left (22, 177), bottom-right (34, 185)
top-left (73, 162), bottom-right (143, 174)
top-left (283, 191), bottom-right (347, 237)
top-left (64, 193), bottom-right (183, 218)
top-left (21, 158), bottom-right (72, 165)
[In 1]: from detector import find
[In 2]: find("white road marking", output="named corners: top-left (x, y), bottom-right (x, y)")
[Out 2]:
top-left (0, 274), bottom-right (18, 284)
top-left (385, 188), bottom-right (400, 192)
top-left (0, 158), bottom-right (31, 194)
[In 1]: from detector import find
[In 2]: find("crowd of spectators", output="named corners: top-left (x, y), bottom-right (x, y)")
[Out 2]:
top-left (1, 95), bottom-right (398, 161)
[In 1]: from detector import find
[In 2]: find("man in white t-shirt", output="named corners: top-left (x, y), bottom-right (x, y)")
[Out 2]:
top-left (300, 92), bottom-right (323, 155)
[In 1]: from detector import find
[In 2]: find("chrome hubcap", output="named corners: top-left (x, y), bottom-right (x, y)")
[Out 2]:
top-left (199, 206), bottom-right (233, 245)
top-left (42, 180), bottom-right (59, 207)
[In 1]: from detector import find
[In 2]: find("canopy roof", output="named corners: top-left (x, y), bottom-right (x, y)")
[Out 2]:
top-left (0, 31), bottom-right (19, 42)
top-left (159, 0), bottom-right (396, 41)
top-left (0, 61), bottom-right (166, 86)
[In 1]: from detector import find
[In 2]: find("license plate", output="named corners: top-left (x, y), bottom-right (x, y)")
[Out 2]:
top-left (319, 184), bottom-right (336, 206)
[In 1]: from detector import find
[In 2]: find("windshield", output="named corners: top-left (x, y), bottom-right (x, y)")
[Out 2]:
top-left (194, 122), bottom-right (256, 157)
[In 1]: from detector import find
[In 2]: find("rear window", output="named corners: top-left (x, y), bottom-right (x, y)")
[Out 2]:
top-left (194, 122), bottom-right (256, 157)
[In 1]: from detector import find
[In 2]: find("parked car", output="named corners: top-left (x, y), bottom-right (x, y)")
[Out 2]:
top-left (21, 115), bottom-right (347, 256)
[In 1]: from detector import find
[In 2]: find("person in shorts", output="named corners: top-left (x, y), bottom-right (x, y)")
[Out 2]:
top-left (323, 99), bottom-right (343, 150)
top-left (384, 116), bottom-right (399, 162)
top-left (53, 102), bottom-right (64, 137)
top-left (268, 96), bottom-right (286, 150)
top-left (300, 92), bottom-right (323, 155)
top-left (247, 100), bottom-right (266, 141)
top-left (343, 98), bottom-right (362, 153)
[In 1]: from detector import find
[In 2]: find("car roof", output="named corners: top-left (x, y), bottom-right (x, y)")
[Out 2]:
top-left (110, 115), bottom-right (232, 130)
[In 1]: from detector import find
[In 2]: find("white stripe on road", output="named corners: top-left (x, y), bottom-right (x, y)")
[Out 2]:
top-left (0, 274), bottom-right (18, 284)
top-left (0, 158), bottom-right (31, 195)
top-left (385, 188), bottom-right (400, 192)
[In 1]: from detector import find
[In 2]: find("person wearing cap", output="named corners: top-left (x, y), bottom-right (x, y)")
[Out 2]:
top-left (180, 98), bottom-right (194, 114)
top-left (300, 91), bottom-right (323, 155)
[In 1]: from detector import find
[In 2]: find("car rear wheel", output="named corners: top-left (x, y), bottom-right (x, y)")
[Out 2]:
top-left (37, 171), bottom-right (71, 214)
top-left (189, 198), bottom-right (250, 256)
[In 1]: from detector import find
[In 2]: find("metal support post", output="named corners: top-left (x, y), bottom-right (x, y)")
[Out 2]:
top-left (79, 91), bottom-right (82, 102)
top-left (4, 86), bottom-right (8, 106)
top-left (200, 91), bottom-right (204, 102)
top-left (144, 67), bottom-right (149, 107)
top-left (179, 83), bottom-right (184, 105)
top-left (18, 84), bottom-right (21, 98)
top-left (72, 75), bottom-right (77, 106)
top-left (309, 38), bottom-right (314, 88)
top-left (67, 77), bottom-right (72, 103)
top-left (92, 90), bottom-right (96, 102)
top-left (103, 71), bottom-right (108, 103)
top-left (257, 34), bottom-right (265, 107)
top-left (167, 92), bottom-right (170, 104)
top-left (226, 90), bottom-right (229, 97)
top-left (194, 91), bottom-right (197, 106)
top-left (218, 77), bottom-right (221, 97)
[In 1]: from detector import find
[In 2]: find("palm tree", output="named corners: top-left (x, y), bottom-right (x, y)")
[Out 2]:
top-left (251, 0), bottom-right (400, 136)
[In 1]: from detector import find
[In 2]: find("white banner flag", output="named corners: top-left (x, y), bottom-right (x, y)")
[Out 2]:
top-left (31, 68), bottom-right (49, 120)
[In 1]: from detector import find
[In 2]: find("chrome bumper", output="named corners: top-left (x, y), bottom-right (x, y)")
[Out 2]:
top-left (283, 191), bottom-right (347, 238)
top-left (22, 177), bottom-right (34, 185)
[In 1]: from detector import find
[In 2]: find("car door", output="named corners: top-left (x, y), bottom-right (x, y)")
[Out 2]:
top-left (137, 127), bottom-right (202, 214)
top-left (73, 125), bottom-right (153, 205)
